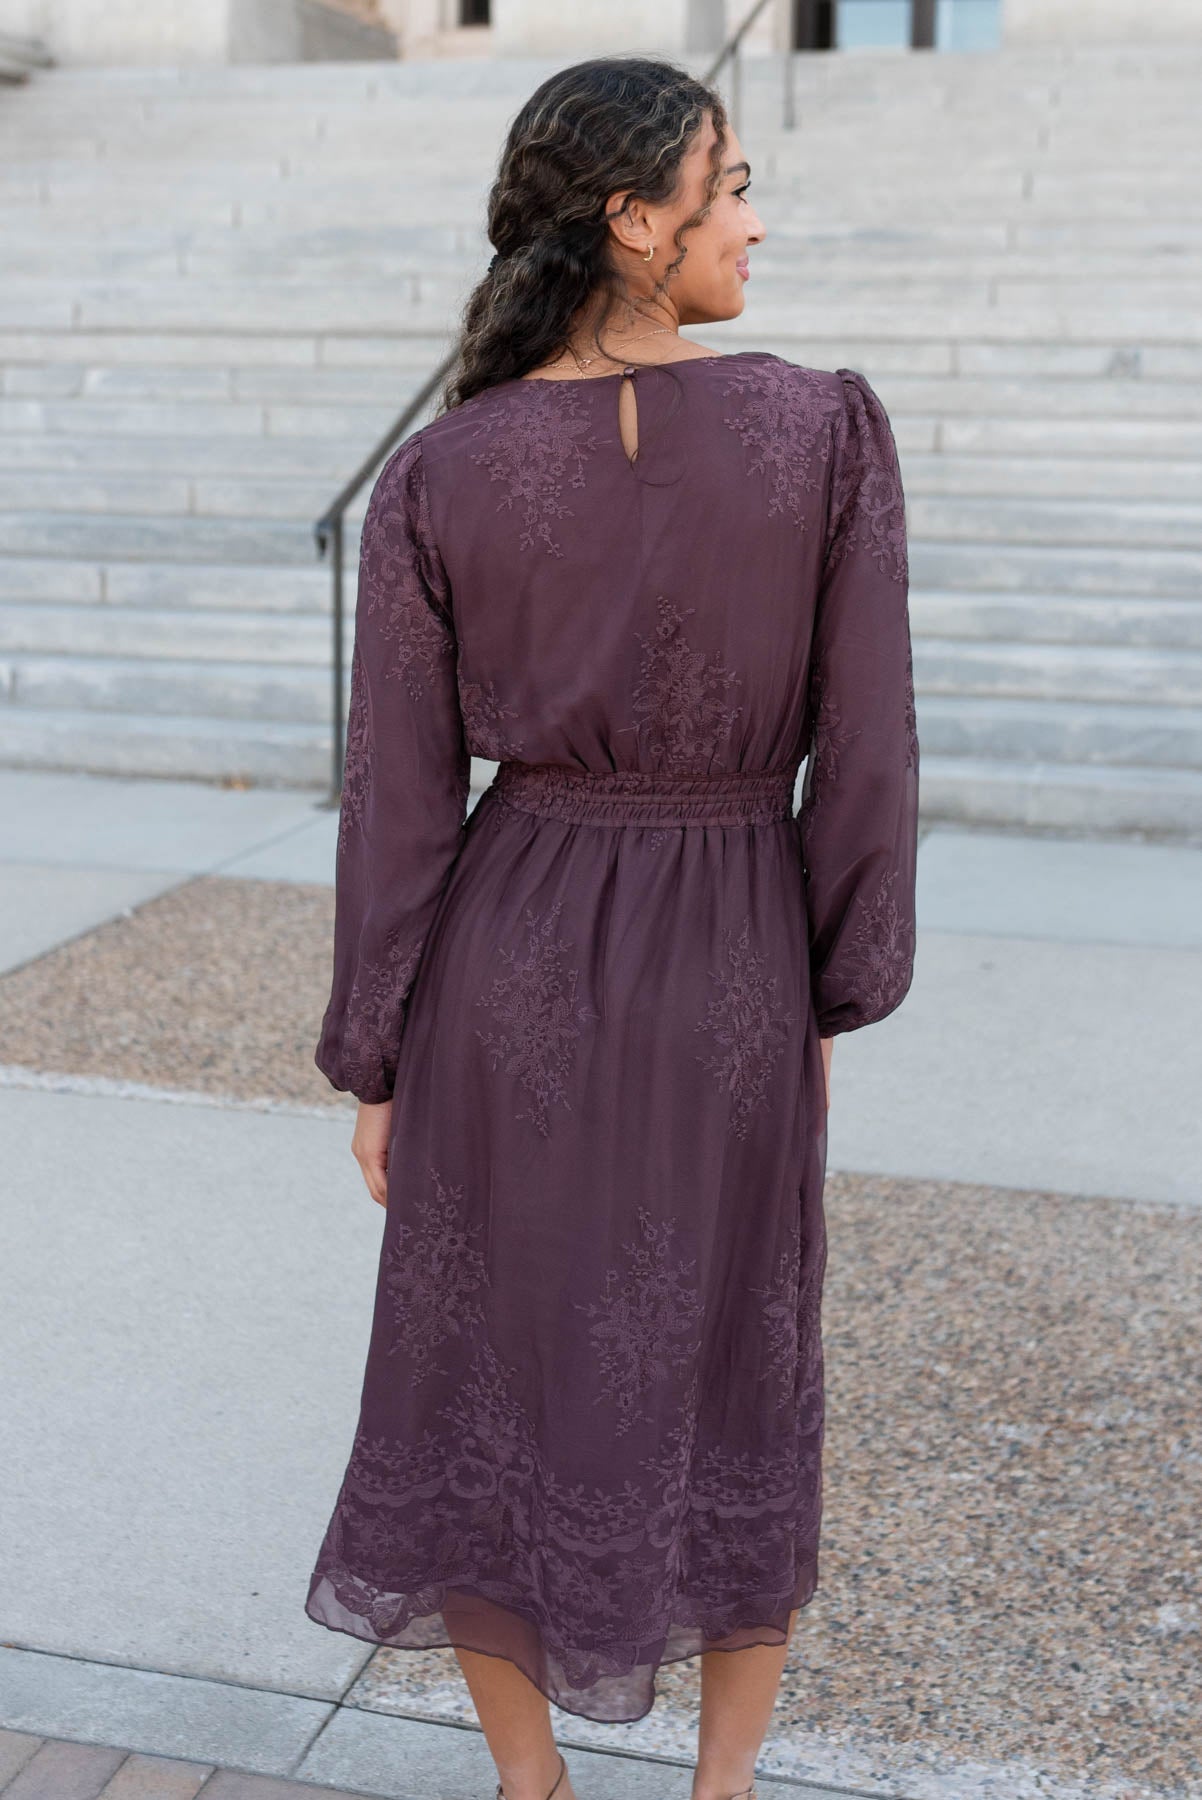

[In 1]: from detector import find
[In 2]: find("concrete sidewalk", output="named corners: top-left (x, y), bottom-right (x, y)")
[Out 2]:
top-left (1, 767), bottom-right (1199, 1800)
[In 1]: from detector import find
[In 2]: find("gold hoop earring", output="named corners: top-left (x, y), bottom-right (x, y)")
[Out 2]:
top-left (643, 243), bottom-right (654, 262)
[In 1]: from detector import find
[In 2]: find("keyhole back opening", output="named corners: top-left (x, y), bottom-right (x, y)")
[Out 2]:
top-left (618, 367), bottom-right (639, 467)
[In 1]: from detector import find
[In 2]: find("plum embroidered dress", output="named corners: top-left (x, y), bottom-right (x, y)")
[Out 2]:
top-left (304, 350), bottom-right (919, 1724)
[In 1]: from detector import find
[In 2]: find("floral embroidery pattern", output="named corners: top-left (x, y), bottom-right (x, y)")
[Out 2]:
top-left (467, 384), bottom-right (600, 556)
top-left (747, 1213), bottom-right (825, 1418)
top-left (438, 1341), bottom-right (543, 1519)
top-left (903, 633), bottom-right (920, 773)
top-left (823, 369), bottom-right (908, 589)
top-left (793, 1220), bottom-right (828, 1460)
top-left (460, 676), bottom-right (526, 760)
top-left (846, 866), bottom-right (916, 1022)
top-left (797, 1248), bottom-right (824, 1373)
top-left (694, 916), bottom-right (793, 1139)
top-left (575, 1209), bottom-right (706, 1437)
top-left (686, 1440), bottom-right (809, 1596)
top-left (617, 594), bottom-right (743, 770)
top-left (719, 359), bottom-right (829, 529)
top-left (339, 1422), bottom-right (446, 1508)
top-left (338, 640), bottom-right (372, 857)
top-left (360, 437), bottom-right (456, 702)
top-left (797, 653), bottom-right (860, 838)
top-left (335, 928), bottom-right (425, 1104)
top-left (336, 437), bottom-right (455, 855)
top-left (308, 1335), bottom-right (821, 1686)
top-left (475, 899), bottom-right (600, 1137)
top-left (748, 1235), bottom-right (801, 1412)
top-left (383, 1164), bottom-right (488, 1380)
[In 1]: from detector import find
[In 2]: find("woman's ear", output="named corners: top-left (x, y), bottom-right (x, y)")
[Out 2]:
top-left (604, 190), bottom-right (651, 260)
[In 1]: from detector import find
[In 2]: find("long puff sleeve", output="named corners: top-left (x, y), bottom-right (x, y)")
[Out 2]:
top-left (315, 431), bottom-right (471, 1104)
top-left (798, 368), bottom-right (920, 1037)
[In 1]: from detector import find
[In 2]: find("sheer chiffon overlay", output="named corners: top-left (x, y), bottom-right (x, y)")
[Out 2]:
top-left (305, 352), bottom-right (919, 1722)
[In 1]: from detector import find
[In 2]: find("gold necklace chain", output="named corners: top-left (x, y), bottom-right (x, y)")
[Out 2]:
top-left (549, 325), bottom-right (680, 378)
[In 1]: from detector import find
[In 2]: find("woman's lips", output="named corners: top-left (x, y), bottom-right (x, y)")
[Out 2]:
top-left (736, 256), bottom-right (750, 280)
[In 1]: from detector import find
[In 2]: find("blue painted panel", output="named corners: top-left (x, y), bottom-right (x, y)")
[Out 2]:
top-left (834, 0), bottom-right (1000, 51)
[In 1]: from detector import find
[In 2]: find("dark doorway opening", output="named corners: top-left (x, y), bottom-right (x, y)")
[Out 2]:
top-left (793, 0), bottom-right (836, 50)
top-left (911, 0), bottom-right (936, 46)
top-left (460, 0), bottom-right (490, 23)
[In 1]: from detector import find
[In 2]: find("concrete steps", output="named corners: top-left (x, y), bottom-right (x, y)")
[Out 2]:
top-left (0, 602), bottom-right (347, 662)
top-left (0, 556), bottom-right (336, 611)
top-left (918, 754), bottom-right (1202, 835)
top-left (3, 650), bottom-right (332, 722)
top-left (0, 47), bottom-right (1200, 833)
top-left (912, 539), bottom-right (1201, 598)
top-left (0, 511), bottom-right (321, 566)
top-left (911, 590), bottom-right (1202, 649)
top-left (0, 702), bottom-right (328, 783)
top-left (916, 694), bottom-right (1202, 766)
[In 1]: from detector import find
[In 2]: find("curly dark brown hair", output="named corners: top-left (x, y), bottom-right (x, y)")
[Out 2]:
top-left (436, 55), bottom-right (731, 412)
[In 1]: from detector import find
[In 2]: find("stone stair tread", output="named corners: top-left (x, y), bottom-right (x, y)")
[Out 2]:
top-left (0, 510), bottom-right (329, 565)
top-left (0, 703), bottom-right (330, 785)
top-left (915, 698), bottom-right (1202, 771)
top-left (910, 591), bottom-right (1202, 649)
top-left (915, 659), bottom-right (1202, 708)
top-left (917, 691), bottom-right (1202, 725)
top-left (0, 601), bottom-right (346, 660)
top-left (6, 649), bottom-right (335, 719)
top-left (0, 433), bottom-right (393, 476)
top-left (0, 700), bottom-right (323, 740)
top-left (921, 751), bottom-right (1202, 788)
top-left (909, 494), bottom-right (1202, 548)
top-left (912, 540), bottom-right (1202, 598)
top-left (918, 752), bottom-right (1202, 833)
top-left (0, 557), bottom-right (345, 607)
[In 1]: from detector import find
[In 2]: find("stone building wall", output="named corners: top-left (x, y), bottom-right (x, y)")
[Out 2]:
top-left (7, 0), bottom-right (1202, 65)
top-left (1002, 0), bottom-right (1202, 44)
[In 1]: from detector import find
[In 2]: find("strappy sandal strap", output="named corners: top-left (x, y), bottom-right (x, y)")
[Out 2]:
top-left (496, 1750), bottom-right (567, 1800)
top-left (546, 1754), bottom-right (567, 1800)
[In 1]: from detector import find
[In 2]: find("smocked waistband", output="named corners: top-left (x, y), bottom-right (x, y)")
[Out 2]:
top-left (489, 761), bottom-right (800, 828)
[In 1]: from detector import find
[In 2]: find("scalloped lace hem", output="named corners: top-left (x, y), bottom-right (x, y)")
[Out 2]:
top-left (305, 1561), bottom-right (820, 1724)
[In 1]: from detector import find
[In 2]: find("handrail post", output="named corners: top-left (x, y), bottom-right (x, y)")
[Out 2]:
top-left (702, 0), bottom-right (783, 125)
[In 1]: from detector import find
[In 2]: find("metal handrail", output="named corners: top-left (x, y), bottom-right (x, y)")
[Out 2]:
top-left (704, 0), bottom-right (796, 134)
top-left (0, 29), bottom-right (54, 83)
top-left (314, 0), bottom-right (797, 805)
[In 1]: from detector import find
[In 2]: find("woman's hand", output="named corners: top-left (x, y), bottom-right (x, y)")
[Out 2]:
top-left (351, 1099), bottom-right (393, 1208)
top-left (820, 1036), bottom-right (833, 1111)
